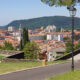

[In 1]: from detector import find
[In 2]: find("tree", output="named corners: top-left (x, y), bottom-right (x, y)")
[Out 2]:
top-left (4, 41), bottom-right (14, 50)
top-left (41, 0), bottom-right (78, 6)
top-left (75, 39), bottom-right (80, 49)
top-left (23, 28), bottom-right (29, 47)
top-left (43, 35), bottom-right (47, 40)
top-left (19, 39), bottom-right (23, 50)
top-left (0, 45), bottom-right (2, 49)
top-left (56, 28), bottom-right (61, 32)
top-left (63, 37), bottom-right (70, 41)
top-left (65, 41), bottom-right (72, 53)
top-left (24, 41), bottom-right (41, 59)
top-left (65, 39), bottom-right (80, 54)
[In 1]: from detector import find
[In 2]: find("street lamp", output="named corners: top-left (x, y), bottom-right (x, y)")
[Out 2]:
top-left (69, 6), bottom-right (77, 71)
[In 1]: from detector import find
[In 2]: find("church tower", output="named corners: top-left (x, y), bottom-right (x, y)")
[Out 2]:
top-left (61, 27), bottom-right (64, 32)
top-left (19, 24), bottom-right (23, 41)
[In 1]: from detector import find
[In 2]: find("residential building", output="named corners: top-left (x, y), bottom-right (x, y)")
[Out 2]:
top-left (29, 34), bottom-right (44, 41)
top-left (47, 47), bottom-right (65, 61)
top-left (8, 26), bottom-right (14, 31)
top-left (12, 24), bottom-right (23, 41)
top-left (47, 33), bottom-right (63, 41)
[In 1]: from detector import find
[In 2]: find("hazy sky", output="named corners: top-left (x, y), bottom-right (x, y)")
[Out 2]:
top-left (0, 0), bottom-right (80, 26)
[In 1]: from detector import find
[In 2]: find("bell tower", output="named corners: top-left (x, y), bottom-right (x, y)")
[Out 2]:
top-left (19, 24), bottom-right (23, 41)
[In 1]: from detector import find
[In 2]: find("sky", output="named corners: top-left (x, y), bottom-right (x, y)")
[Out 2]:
top-left (0, 0), bottom-right (80, 26)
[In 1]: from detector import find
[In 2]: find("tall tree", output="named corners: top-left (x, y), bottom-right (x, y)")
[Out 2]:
top-left (23, 28), bottom-right (29, 47)
top-left (19, 39), bottom-right (23, 50)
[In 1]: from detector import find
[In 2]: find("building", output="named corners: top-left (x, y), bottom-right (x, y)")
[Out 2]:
top-left (44, 25), bottom-right (56, 32)
top-left (47, 33), bottom-right (63, 41)
top-left (18, 24), bottom-right (23, 41)
top-left (47, 47), bottom-right (65, 61)
top-left (0, 36), bottom-right (5, 40)
top-left (12, 24), bottom-right (23, 41)
top-left (29, 34), bottom-right (44, 41)
top-left (0, 29), bottom-right (8, 36)
top-left (8, 26), bottom-right (14, 31)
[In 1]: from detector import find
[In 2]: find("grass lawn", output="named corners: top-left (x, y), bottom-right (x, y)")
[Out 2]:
top-left (48, 70), bottom-right (80, 80)
top-left (0, 60), bottom-right (70, 74)
top-left (0, 56), bottom-right (5, 61)
top-left (0, 61), bottom-right (42, 74)
top-left (47, 60), bottom-right (69, 64)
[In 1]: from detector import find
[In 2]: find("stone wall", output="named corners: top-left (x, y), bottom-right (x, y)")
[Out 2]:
top-left (0, 50), bottom-right (23, 56)
top-left (0, 50), bottom-right (25, 62)
top-left (0, 50), bottom-right (39, 62)
top-left (1, 58), bottom-right (39, 62)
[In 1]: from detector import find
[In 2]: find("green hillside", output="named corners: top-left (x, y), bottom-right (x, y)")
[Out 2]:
top-left (1, 16), bottom-right (80, 30)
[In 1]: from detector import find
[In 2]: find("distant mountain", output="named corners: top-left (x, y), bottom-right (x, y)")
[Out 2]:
top-left (1, 16), bottom-right (80, 30)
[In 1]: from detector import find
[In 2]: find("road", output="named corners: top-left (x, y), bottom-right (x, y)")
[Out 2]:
top-left (0, 61), bottom-right (80, 80)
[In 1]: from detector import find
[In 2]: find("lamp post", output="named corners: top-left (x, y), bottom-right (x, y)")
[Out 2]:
top-left (69, 6), bottom-right (77, 71)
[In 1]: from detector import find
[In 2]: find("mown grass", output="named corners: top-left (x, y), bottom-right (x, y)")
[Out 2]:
top-left (0, 61), bottom-right (42, 74)
top-left (48, 70), bottom-right (80, 80)
top-left (0, 60), bottom-right (69, 74)
top-left (47, 60), bottom-right (70, 65)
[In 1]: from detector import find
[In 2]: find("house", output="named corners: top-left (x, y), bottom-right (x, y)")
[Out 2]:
top-left (47, 47), bottom-right (65, 61)
top-left (0, 30), bottom-right (8, 36)
top-left (8, 26), bottom-right (14, 31)
top-left (47, 33), bottom-right (63, 41)
top-left (29, 34), bottom-right (44, 41)
top-left (0, 36), bottom-right (5, 40)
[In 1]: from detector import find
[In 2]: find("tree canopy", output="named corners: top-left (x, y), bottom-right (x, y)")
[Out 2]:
top-left (23, 28), bottom-right (29, 47)
top-left (0, 41), bottom-right (14, 50)
top-left (41, 0), bottom-right (79, 6)
top-left (24, 41), bottom-right (41, 59)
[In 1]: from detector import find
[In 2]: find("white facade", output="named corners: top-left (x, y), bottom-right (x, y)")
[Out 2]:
top-left (12, 24), bottom-right (23, 41)
top-left (12, 31), bottom-right (21, 41)
top-left (47, 47), bottom-right (65, 61)
top-left (47, 34), bottom-right (63, 41)
top-left (47, 51), bottom-right (56, 61)
top-left (58, 35), bottom-right (63, 41)
top-left (18, 24), bottom-right (23, 41)
top-left (44, 25), bottom-right (56, 32)
top-left (47, 35), bottom-right (51, 40)
top-left (8, 26), bottom-right (14, 31)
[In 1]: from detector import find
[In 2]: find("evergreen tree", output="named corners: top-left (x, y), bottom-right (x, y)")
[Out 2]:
top-left (19, 39), bottom-right (23, 50)
top-left (23, 28), bottom-right (29, 47)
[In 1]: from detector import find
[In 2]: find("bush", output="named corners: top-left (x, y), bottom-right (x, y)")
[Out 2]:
top-left (24, 41), bottom-right (41, 59)
top-left (0, 41), bottom-right (14, 50)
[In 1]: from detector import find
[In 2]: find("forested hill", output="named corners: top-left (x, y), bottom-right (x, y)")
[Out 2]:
top-left (1, 16), bottom-right (80, 30)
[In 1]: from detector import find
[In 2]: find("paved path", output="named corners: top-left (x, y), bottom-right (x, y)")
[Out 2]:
top-left (0, 61), bottom-right (80, 80)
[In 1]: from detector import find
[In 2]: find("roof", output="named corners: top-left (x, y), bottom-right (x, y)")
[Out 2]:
top-left (55, 48), bottom-right (80, 60)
